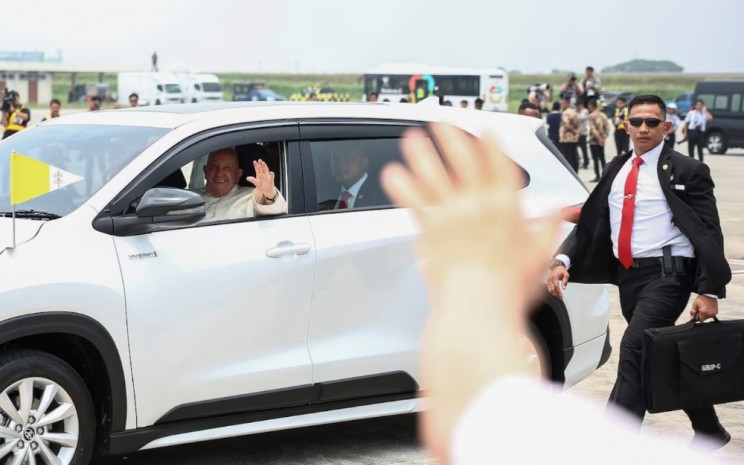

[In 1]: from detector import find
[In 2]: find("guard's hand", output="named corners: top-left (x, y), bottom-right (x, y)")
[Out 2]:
top-left (547, 266), bottom-right (570, 299)
top-left (246, 159), bottom-right (276, 203)
top-left (690, 295), bottom-right (718, 321)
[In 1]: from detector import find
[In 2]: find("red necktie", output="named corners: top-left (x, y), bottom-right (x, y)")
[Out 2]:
top-left (618, 156), bottom-right (644, 269)
top-left (337, 190), bottom-right (352, 209)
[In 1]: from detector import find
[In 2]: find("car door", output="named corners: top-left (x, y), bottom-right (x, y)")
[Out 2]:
top-left (299, 122), bottom-right (428, 399)
top-left (108, 124), bottom-right (317, 427)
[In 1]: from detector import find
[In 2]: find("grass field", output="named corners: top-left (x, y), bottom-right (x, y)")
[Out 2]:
top-left (45, 71), bottom-right (744, 113)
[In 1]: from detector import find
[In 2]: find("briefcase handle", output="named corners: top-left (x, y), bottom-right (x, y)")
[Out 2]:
top-left (690, 314), bottom-right (720, 325)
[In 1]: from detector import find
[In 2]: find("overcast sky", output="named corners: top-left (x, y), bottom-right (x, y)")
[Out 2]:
top-left (9, 0), bottom-right (744, 74)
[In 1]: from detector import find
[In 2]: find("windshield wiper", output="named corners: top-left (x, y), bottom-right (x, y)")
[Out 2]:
top-left (0, 210), bottom-right (61, 220)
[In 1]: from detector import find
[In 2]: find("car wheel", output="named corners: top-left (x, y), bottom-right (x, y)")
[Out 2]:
top-left (155, 100), bottom-right (161, 106)
top-left (0, 350), bottom-right (95, 465)
top-left (705, 131), bottom-right (727, 154)
top-left (519, 323), bottom-right (551, 379)
top-left (192, 98), bottom-right (197, 103)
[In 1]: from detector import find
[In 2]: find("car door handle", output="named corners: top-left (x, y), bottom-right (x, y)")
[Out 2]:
top-left (266, 242), bottom-right (311, 259)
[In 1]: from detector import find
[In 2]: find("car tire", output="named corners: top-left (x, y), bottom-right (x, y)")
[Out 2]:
top-left (0, 350), bottom-right (96, 465)
top-left (520, 323), bottom-right (552, 379)
top-left (192, 99), bottom-right (197, 103)
top-left (705, 131), bottom-right (727, 155)
top-left (155, 100), bottom-right (161, 106)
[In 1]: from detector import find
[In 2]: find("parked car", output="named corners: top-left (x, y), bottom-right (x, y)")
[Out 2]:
top-left (232, 82), bottom-right (284, 101)
top-left (600, 91), bottom-right (634, 119)
top-left (692, 81), bottom-right (744, 155)
top-left (0, 103), bottom-right (610, 465)
top-left (68, 83), bottom-right (113, 103)
top-left (667, 92), bottom-right (693, 119)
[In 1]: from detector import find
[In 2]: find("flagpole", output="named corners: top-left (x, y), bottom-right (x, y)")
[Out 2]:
top-left (11, 204), bottom-right (16, 250)
top-left (10, 151), bottom-right (16, 250)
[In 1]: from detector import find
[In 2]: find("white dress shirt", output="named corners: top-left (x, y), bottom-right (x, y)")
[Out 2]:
top-left (336, 172), bottom-right (368, 209)
top-left (196, 185), bottom-right (287, 223)
top-left (451, 377), bottom-right (717, 465)
top-left (685, 109), bottom-right (708, 131)
top-left (557, 142), bottom-right (694, 269)
top-left (608, 141), bottom-right (694, 260)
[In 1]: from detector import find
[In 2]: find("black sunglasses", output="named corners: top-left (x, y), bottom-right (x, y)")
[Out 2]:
top-left (627, 117), bottom-right (663, 128)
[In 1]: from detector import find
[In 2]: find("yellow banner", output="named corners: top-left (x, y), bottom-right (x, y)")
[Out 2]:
top-left (10, 152), bottom-right (50, 205)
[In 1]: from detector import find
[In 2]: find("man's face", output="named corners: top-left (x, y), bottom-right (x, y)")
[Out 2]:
top-left (203, 150), bottom-right (243, 197)
top-left (617, 99), bottom-right (625, 109)
top-left (50, 102), bottom-right (60, 116)
top-left (626, 103), bottom-right (671, 154)
top-left (560, 99), bottom-right (570, 111)
top-left (695, 100), bottom-right (705, 111)
top-left (129, 97), bottom-right (138, 107)
top-left (331, 149), bottom-right (368, 188)
top-left (586, 69), bottom-right (593, 78)
top-left (90, 99), bottom-right (101, 111)
top-left (369, 94), bottom-right (378, 102)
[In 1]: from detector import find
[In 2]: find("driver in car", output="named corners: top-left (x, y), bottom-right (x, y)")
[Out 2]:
top-left (196, 147), bottom-right (287, 222)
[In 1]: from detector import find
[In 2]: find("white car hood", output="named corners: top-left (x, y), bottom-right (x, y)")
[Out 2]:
top-left (0, 218), bottom-right (44, 252)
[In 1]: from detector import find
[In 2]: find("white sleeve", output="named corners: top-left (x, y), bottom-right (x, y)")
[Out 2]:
top-left (451, 377), bottom-right (717, 465)
top-left (252, 190), bottom-right (288, 217)
top-left (555, 254), bottom-right (571, 269)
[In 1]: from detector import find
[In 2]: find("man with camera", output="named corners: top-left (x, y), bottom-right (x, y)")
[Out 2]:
top-left (1, 90), bottom-right (31, 139)
top-left (560, 73), bottom-right (582, 107)
top-left (527, 83), bottom-right (551, 113)
top-left (580, 66), bottom-right (602, 105)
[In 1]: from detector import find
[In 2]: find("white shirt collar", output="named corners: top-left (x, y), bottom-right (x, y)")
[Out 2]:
top-left (342, 172), bottom-right (369, 198)
top-left (631, 141), bottom-right (664, 167)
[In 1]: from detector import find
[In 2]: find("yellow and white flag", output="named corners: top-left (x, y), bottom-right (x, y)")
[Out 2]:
top-left (10, 152), bottom-right (84, 205)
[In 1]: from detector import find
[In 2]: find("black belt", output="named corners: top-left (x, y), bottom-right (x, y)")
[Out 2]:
top-left (625, 256), bottom-right (694, 268)
top-left (629, 257), bottom-right (662, 268)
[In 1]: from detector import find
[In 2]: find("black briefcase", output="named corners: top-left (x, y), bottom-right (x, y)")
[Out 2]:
top-left (642, 317), bottom-right (744, 413)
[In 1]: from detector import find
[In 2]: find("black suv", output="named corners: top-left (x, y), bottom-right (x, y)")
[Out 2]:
top-left (693, 81), bottom-right (744, 154)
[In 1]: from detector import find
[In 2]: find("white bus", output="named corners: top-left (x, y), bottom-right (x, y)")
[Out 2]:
top-left (363, 64), bottom-right (509, 111)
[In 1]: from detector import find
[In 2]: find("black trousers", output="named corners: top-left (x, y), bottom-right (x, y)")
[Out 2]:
top-left (688, 129), bottom-right (704, 162)
top-left (558, 142), bottom-right (579, 172)
top-left (590, 144), bottom-right (606, 179)
top-left (664, 132), bottom-right (676, 149)
top-left (614, 129), bottom-right (630, 155)
top-left (609, 262), bottom-right (724, 435)
top-left (578, 135), bottom-right (589, 168)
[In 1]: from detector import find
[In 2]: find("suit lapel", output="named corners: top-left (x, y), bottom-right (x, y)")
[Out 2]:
top-left (657, 145), bottom-right (675, 199)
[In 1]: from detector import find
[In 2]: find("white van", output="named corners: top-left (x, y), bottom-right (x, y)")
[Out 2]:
top-left (177, 73), bottom-right (224, 103)
top-left (117, 72), bottom-right (184, 106)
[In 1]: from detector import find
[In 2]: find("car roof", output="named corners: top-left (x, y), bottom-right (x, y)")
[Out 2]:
top-left (43, 101), bottom-right (545, 133)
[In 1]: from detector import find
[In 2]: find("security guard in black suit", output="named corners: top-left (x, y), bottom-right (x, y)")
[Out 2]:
top-left (548, 95), bottom-right (732, 449)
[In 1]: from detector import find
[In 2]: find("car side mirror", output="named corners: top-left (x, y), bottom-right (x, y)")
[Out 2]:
top-left (96, 188), bottom-right (206, 236)
top-left (136, 188), bottom-right (205, 219)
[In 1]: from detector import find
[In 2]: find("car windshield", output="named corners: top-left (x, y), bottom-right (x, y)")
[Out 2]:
top-left (165, 84), bottom-right (181, 93)
top-left (0, 125), bottom-right (169, 217)
top-left (202, 82), bottom-right (221, 92)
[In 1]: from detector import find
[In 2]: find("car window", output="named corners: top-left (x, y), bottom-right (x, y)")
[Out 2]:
top-left (698, 94), bottom-right (714, 108)
top-left (713, 95), bottom-right (728, 110)
top-left (309, 138), bottom-right (402, 212)
top-left (731, 94), bottom-right (742, 113)
top-left (0, 125), bottom-right (168, 217)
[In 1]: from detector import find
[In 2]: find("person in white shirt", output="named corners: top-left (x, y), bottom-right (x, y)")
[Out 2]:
top-left (196, 147), bottom-right (287, 222)
top-left (682, 99), bottom-right (713, 162)
top-left (379, 123), bottom-right (721, 465)
top-left (576, 101), bottom-right (591, 169)
top-left (665, 102), bottom-right (682, 148)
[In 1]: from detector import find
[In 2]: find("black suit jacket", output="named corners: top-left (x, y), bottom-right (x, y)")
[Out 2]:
top-left (317, 176), bottom-right (389, 211)
top-left (558, 145), bottom-right (731, 297)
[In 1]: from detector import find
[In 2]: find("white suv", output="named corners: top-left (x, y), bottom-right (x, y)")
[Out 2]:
top-left (0, 102), bottom-right (610, 464)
